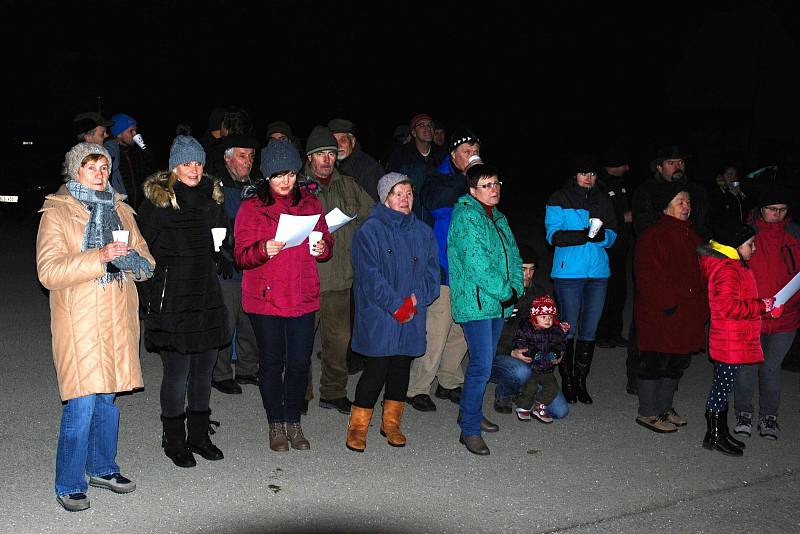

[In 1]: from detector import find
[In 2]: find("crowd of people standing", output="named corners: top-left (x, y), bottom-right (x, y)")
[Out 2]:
top-left (36, 108), bottom-right (799, 511)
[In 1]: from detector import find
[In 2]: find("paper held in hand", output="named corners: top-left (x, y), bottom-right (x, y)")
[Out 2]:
top-left (774, 271), bottom-right (800, 306)
top-left (274, 214), bottom-right (321, 249)
top-left (325, 208), bottom-right (356, 233)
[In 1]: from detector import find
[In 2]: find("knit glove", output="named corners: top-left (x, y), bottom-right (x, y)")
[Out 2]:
top-left (500, 288), bottom-right (519, 308)
top-left (392, 296), bottom-right (417, 324)
top-left (761, 297), bottom-right (784, 319)
top-left (552, 229), bottom-right (589, 247)
top-left (112, 250), bottom-right (154, 281)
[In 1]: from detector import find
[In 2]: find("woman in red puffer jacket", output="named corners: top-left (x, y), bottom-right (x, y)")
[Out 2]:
top-left (697, 222), bottom-right (783, 456)
top-left (733, 185), bottom-right (800, 441)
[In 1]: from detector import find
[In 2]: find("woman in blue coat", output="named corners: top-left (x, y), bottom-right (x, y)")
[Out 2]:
top-left (347, 173), bottom-right (440, 452)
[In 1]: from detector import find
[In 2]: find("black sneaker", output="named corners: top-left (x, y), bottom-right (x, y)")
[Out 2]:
top-left (406, 394), bottom-right (437, 412)
top-left (89, 473), bottom-right (136, 494)
top-left (319, 397), bottom-right (352, 414)
top-left (56, 493), bottom-right (90, 512)
top-left (435, 384), bottom-right (462, 403)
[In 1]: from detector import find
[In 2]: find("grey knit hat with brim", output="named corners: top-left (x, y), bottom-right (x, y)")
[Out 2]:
top-left (169, 135), bottom-right (206, 171)
top-left (305, 125), bottom-right (338, 155)
top-left (378, 172), bottom-right (412, 204)
top-left (261, 139), bottom-right (303, 178)
top-left (63, 142), bottom-right (113, 181)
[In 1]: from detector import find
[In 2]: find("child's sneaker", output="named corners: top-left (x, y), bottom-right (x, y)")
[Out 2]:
top-left (758, 415), bottom-right (780, 440)
top-left (531, 402), bottom-right (553, 423)
top-left (515, 407), bottom-right (531, 421)
top-left (734, 411), bottom-right (752, 436)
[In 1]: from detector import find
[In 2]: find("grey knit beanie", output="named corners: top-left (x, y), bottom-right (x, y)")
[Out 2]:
top-left (168, 135), bottom-right (206, 171)
top-left (63, 142), bottom-right (113, 180)
top-left (305, 125), bottom-right (338, 155)
top-left (378, 172), bottom-right (412, 204)
top-left (260, 139), bottom-right (303, 178)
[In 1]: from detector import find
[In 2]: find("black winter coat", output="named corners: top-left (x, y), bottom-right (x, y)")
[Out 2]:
top-left (137, 172), bottom-right (230, 354)
top-left (337, 144), bottom-right (385, 202)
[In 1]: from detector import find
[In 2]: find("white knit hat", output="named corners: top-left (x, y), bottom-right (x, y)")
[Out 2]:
top-left (63, 142), bottom-right (112, 180)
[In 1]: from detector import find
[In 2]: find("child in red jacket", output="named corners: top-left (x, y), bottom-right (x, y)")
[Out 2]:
top-left (697, 223), bottom-right (783, 457)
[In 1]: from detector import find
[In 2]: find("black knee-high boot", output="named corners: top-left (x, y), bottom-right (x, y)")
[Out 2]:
top-left (703, 410), bottom-right (743, 456)
top-left (161, 413), bottom-right (196, 468)
top-left (559, 339), bottom-right (577, 404)
top-left (186, 410), bottom-right (224, 461)
top-left (574, 340), bottom-right (595, 404)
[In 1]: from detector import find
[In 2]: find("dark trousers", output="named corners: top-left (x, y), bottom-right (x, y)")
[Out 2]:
top-left (637, 351), bottom-right (691, 417)
top-left (516, 371), bottom-right (559, 408)
top-left (596, 244), bottom-right (629, 340)
top-left (250, 312), bottom-right (315, 423)
top-left (213, 279), bottom-right (259, 381)
top-left (353, 356), bottom-right (413, 409)
top-left (160, 350), bottom-right (217, 417)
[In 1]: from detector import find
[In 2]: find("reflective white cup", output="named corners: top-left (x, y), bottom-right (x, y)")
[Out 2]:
top-left (588, 218), bottom-right (603, 238)
top-left (211, 227), bottom-right (227, 251)
top-left (309, 231), bottom-right (323, 256)
top-left (112, 230), bottom-right (130, 244)
top-left (133, 133), bottom-right (146, 149)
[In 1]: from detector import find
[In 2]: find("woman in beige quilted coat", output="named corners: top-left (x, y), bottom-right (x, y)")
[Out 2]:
top-left (36, 142), bottom-right (154, 512)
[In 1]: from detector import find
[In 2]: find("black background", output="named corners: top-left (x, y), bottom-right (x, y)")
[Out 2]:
top-left (3, 0), bottom-right (800, 220)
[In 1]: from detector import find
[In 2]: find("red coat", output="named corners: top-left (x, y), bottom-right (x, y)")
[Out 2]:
top-left (698, 244), bottom-right (766, 364)
top-left (634, 215), bottom-right (707, 354)
top-left (234, 191), bottom-right (333, 317)
top-left (749, 217), bottom-right (800, 334)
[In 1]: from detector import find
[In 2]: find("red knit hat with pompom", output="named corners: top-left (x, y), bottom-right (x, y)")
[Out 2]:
top-left (530, 295), bottom-right (558, 319)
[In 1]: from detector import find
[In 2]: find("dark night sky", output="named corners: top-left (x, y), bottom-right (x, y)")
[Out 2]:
top-left (3, 0), bottom-right (800, 217)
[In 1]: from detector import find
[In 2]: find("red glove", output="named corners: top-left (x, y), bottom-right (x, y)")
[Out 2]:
top-left (768, 304), bottom-right (784, 319)
top-left (392, 297), bottom-right (417, 324)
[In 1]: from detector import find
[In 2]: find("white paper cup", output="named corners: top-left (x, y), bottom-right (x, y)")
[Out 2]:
top-left (309, 231), bottom-right (323, 256)
top-left (211, 227), bottom-right (227, 251)
top-left (588, 218), bottom-right (603, 238)
top-left (132, 133), bottom-right (146, 149)
top-left (112, 229), bottom-right (130, 244)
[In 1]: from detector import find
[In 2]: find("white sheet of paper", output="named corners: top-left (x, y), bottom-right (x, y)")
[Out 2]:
top-left (325, 208), bottom-right (356, 233)
top-left (274, 214), bottom-right (320, 249)
top-left (774, 271), bottom-right (800, 306)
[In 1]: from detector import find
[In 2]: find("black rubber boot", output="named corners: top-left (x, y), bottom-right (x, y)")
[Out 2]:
top-left (702, 410), bottom-right (743, 456)
top-left (161, 413), bottom-right (196, 468)
top-left (559, 339), bottom-right (577, 404)
top-left (721, 404), bottom-right (745, 450)
top-left (574, 340), bottom-right (595, 404)
top-left (186, 410), bottom-right (224, 461)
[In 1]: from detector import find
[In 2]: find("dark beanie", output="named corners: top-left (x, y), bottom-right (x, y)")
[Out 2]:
top-left (601, 145), bottom-right (630, 168)
top-left (305, 125), bottom-right (338, 155)
top-left (518, 244), bottom-right (539, 265)
top-left (757, 184), bottom-right (793, 208)
top-left (222, 134), bottom-right (259, 151)
top-left (568, 153), bottom-right (598, 176)
top-left (652, 182), bottom-right (688, 212)
top-left (449, 128), bottom-right (480, 152)
top-left (266, 120), bottom-right (293, 138)
top-left (260, 140), bottom-right (302, 178)
top-left (713, 222), bottom-right (755, 249)
top-left (328, 118), bottom-right (355, 134)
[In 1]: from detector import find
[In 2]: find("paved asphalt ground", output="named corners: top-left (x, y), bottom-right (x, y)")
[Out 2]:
top-left (1, 214), bottom-right (798, 534)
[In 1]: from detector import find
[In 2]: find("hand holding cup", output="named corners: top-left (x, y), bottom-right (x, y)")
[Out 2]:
top-left (588, 218), bottom-right (603, 239)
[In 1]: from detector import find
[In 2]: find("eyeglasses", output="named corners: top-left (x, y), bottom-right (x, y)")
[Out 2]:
top-left (476, 181), bottom-right (503, 190)
top-left (764, 206), bottom-right (788, 213)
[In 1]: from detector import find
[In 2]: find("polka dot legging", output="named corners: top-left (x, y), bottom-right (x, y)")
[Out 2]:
top-left (706, 362), bottom-right (740, 412)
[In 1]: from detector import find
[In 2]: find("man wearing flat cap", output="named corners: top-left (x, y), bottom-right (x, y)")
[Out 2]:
top-left (328, 118), bottom-right (385, 202)
top-left (210, 134), bottom-right (262, 396)
top-left (73, 112), bottom-right (113, 146)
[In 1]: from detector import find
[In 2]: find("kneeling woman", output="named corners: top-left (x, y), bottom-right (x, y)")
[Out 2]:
top-left (347, 173), bottom-right (440, 452)
top-left (138, 134), bottom-right (230, 467)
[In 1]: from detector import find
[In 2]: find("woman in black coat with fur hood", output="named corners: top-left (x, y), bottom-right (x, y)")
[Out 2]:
top-left (137, 133), bottom-right (230, 468)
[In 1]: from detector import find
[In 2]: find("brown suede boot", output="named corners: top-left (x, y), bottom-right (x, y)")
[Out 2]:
top-left (346, 406), bottom-right (373, 453)
top-left (380, 400), bottom-right (406, 447)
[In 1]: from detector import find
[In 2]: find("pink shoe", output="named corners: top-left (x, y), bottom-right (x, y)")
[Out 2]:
top-left (531, 402), bottom-right (553, 423)
top-left (515, 407), bottom-right (531, 421)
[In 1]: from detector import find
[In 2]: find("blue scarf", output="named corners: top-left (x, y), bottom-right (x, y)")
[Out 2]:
top-left (65, 180), bottom-right (153, 286)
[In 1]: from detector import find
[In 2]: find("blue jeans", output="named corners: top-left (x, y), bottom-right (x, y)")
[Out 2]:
top-left (460, 318), bottom-right (504, 436)
top-left (249, 312), bottom-right (315, 423)
top-left (734, 331), bottom-right (796, 417)
top-left (55, 393), bottom-right (120, 496)
top-left (490, 354), bottom-right (569, 419)
top-left (553, 278), bottom-right (608, 341)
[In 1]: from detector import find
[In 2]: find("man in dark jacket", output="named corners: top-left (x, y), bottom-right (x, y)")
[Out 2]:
top-left (104, 113), bottom-right (155, 207)
top-left (210, 134), bottom-right (262, 395)
top-left (328, 118), bottom-right (385, 202)
top-left (595, 146), bottom-right (633, 348)
top-left (386, 113), bottom-right (446, 223)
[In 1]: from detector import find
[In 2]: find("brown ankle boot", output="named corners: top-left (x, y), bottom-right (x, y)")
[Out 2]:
top-left (380, 400), bottom-right (406, 447)
top-left (346, 406), bottom-right (373, 452)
